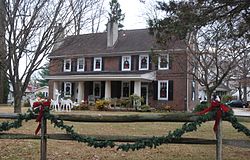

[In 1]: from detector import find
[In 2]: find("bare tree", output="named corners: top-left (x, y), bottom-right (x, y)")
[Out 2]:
top-left (0, 0), bottom-right (78, 113)
top-left (0, 0), bottom-right (8, 103)
top-left (68, 0), bottom-right (105, 35)
top-left (184, 22), bottom-right (248, 102)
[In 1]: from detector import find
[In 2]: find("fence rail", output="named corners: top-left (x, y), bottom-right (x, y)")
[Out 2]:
top-left (1, 112), bottom-right (250, 160)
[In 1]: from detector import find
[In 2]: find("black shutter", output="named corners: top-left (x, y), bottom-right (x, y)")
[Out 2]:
top-left (84, 59), bottom-right (87, 71)
top-left (169, 55), bottom-right (172, 70)
top-left (153, 81), bottom-right (158, 100)
top-left (91, 58), bottom-right (94, 71)
top-left (61, 60), bottom-right (64, 72)
top-left (102, 57), bottom-right (104, 71)
top-left (101, 81), bottom-right (105, 98)
top-left (168, 80), bottom-right (174, 101)
top-left (71, 83), bottom-right (75, 97)
top-left (135, 55), bottom-right (139, 70)
top-left (149, 55), bottom-right (152, 70)
top-left (89, 81), bottom-right (93, 95)
top-left (131, 56), bottom-right (134, 71)
top-left (119, 56), bottom-right (122, 71)
top-left (130, 81), bottom-right (134, 95)
top-left (61, 82), bottom-right (64, 97)
top-left (155, 59), bottom-right (158, 70)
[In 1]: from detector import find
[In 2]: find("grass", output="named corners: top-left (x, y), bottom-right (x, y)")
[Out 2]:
top-left (0, 106), bottom-right (250, 160)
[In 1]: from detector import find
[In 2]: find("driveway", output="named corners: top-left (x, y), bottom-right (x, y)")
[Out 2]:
top-left (233, 108), bottom-right (250, 116)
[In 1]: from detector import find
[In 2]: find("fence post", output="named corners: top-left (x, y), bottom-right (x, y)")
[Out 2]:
top-left (216, 118), bottom-right (222, 160)
top-left (40, 116), bottom-right (47, 160)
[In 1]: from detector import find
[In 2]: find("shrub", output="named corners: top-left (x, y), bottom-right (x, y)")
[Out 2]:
top-left (23, 100), bottom-right (31, 107)
top-left (72, 102), bottom-right (89, 110)
top-left (95, 99), bottom-right (110, 111)
top-left (221, 95), bottom-right (233, 103)
top-left (139, 105), bottom-right (151, 112)
top-left (193, 102), bottom-right (209, 113)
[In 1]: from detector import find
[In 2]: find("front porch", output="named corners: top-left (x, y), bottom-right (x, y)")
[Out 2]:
top-left (52, 80), bottom-right (150, 106)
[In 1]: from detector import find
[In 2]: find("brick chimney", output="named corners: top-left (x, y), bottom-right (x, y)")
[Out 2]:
top-left (107, 21), bottom-right (118, 48)
top-left (53, 23), bottom-right (64, 50)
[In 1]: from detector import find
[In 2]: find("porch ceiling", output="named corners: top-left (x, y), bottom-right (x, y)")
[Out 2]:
top-left (45, 71), bottom-right (156, 81)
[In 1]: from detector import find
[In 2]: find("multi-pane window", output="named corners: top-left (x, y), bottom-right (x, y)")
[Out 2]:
top-left (122, 82), bottom-right (130, 97)
top-left (64, 59), bottom-right (71, 72)
top-left (64, 82), bottom-right (72, 97)
top-left (94, 57), bottom-right (102, 71)
top-left (158, 80), bottom-right (168, 100)
top-left (139, 55), bottom-right (149, 70)
top-left (93, 82), bottom-right (101, 98)
top-left (77, 58), bottom-right (85, 71)
top-left (122, 56), bottom-right (131, 71)
top-left (191, 80), bottom-right (196, 101)
top-left (158, 55), bottom-right (169, 70)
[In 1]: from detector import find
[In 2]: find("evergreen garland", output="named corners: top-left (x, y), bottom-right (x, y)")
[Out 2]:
top-left (0, 107), bottom-right (250, 151)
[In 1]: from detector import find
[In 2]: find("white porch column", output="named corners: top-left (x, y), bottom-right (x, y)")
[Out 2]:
top-left (77, 82), bottom-right (84, 103)
top-left (105, 81), bottom-right (111, 99)
top-left (53, 81), bottom-right (59, 100)
top-left (134, 81), bottom-right (141, 97)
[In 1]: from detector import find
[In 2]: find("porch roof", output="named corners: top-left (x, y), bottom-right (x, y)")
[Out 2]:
top-left (45, 71), bottom-right (156, 81)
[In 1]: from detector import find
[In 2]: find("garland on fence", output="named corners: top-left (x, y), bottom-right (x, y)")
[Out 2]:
top-left (1, 102), bottom-right (250, 152)
top-left (0, 109), bottom-right (35, 132)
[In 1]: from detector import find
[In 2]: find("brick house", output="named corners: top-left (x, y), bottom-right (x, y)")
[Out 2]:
top-left (47, 22), bottom-right (198, 111)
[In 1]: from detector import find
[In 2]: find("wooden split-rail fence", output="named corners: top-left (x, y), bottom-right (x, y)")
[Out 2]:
top-left (0, 112), bottom-right (250, 160)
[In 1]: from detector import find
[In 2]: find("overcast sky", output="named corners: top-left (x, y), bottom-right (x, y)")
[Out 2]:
top-left (115, 0), bottom-right (148, 29)
top-left (101, 0), bottom-right (159, 30)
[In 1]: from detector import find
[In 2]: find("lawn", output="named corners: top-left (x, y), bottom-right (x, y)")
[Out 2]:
top-left (0, 106), bottom-right (250, 160)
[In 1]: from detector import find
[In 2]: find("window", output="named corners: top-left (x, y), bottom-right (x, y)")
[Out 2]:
top-left (158, 55), bottom-right (169, 70)
top-left (191, 80), bottom-right (195, 101)
top-left (158, 80), bottom-right (168, 100)
top-left (64, 82), bottom-right (72, 97)
top-left (139, 55), bottom-right (149, 70)
top-left (64, 59), bottom-right (71, 72)
top-left (94, 57), bottom-right (102, 71)
top-left (93, 82), bottom-right (101, 98)
top-left (77, 58), bottom-right (85, 71)
top-left (122, 81), bottom-right (130, 97)
top-left (122, 56), bottom-right (131, 71)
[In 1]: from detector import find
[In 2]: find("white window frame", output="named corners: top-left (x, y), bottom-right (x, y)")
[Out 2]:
top-left (94, 57), bottom-right (102, 71)
top-left (121, 56), bottom-right (131, 71)
top-left (191, 80), bottom-right (195, 101)
top-left (121, 81), bottom-right (130, 97)
top-left (93, 82), bottom-right (101, 98)
top-left (158, 54), bottom-right (169, 70)
top-left (139, 54), bottom-right (149, 70)
top-left (64, 82), bottom-right (72, 97)
top-left (158, 80), bottom-right (168, 100)
top-left (77, 58), bottom-right (85, 72)
top-left (64, 59), bottom-right (71, 72)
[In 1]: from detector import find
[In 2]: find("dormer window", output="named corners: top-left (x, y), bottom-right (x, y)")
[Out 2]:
top-left (139, 55), bottom-right (149, 70)
top-left (94, 57), bottom-right (102, 71)
top-left (77, 58), bottom-right (85, 72)
top-left (122, 56), bottom-right (131, 71)
top-left (64, 59), bottom-right (71, 72)
top-left (158, 55), bottom-right (169, 70)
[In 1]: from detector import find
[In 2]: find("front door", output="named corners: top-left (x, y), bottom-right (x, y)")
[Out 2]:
top-left (141, 85), bottom-right (148, 105)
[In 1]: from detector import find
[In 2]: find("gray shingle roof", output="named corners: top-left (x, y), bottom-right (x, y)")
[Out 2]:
top-left (49, 29), bottom-right (185, 58)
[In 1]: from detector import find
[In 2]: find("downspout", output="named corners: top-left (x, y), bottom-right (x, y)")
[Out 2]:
top-left (186, 74), bottom-right (189, 112)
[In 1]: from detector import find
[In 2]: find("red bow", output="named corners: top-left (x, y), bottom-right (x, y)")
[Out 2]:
top-left (33, 101), bottom-right (50, 135)
top-left (196, 100), bottom-right (230, 132)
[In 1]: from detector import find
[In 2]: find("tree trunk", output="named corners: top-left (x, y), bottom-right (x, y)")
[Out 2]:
top-left (13, 91), bottom-right (22, 113)
top-left (238, 82), bottom-right (242, 100)
top-left (206, 90), bottom-right (212, 104)
top-left (243, 79), bottom-right (247, 102)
